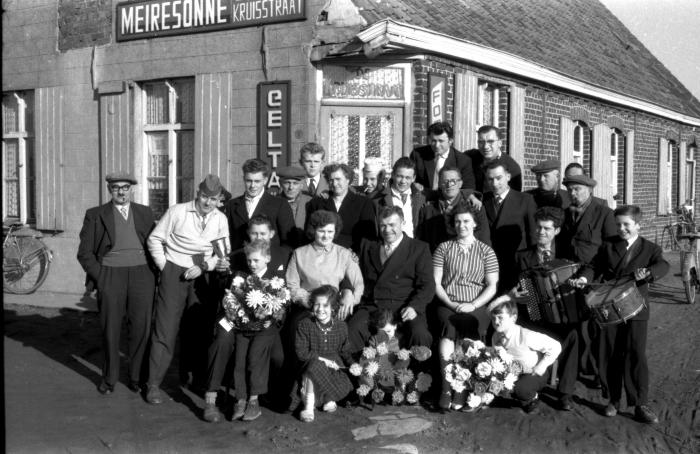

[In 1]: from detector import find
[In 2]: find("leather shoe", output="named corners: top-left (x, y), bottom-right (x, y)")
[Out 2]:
top-left (635, 405), bottom-right (659, 424)
top-left (559, 394), bottom-right (574, 411)
top-left (146, 385), bottom-right (164, 405)
top-left (97, 381), bottom-right (114, 395)
top-left (203, 403), bottom-right (222, 423)
top-left (603, 402), bottom-right (618, 417)
top-left (127, 381), bottom-right (141, 393)
top-left (522, 396), bottom-right (540, 414)
top-left (242, 399), bottom-right (262, 421)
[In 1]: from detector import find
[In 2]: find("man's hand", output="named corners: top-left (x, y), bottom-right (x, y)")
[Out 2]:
top-left (183, 265), bottom-right (203, 280)
top-left (338, 290), bottom-right (355, 320)
top-left (400, 306), bottom-right (418, 322)
top-left (413, 182), bottom-right (425, 192)
top-left (318, 357), bottom-right (340, 370)
top-left (214, 258), bottom-right (230, 273)
top-left (511, 285), bottom-right (529, 298)
top-left (293, 288), bottom-right (311, 308)
top-left (634, 268), bottom-right (651, 281)
top-left (468, 193), bottom-right (482, 211)
top-left (568, 277), bottom-right (588, 289)
top-left (532, 362), bottom-right (548, 377)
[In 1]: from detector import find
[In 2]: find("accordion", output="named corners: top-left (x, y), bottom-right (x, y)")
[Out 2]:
top-left (517, 259), bottom-right (587, 324)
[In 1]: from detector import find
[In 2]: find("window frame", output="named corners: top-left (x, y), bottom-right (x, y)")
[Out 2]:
top-left (2, 91), bottom-right (35, 225)
top-left (136, 78), bottom-right (195, 215)
top-left (685, 143), bottom-right (696, 206)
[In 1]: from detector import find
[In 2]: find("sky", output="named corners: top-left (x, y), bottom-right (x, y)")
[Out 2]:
top-left (599, 0), bottom-right (700, 103)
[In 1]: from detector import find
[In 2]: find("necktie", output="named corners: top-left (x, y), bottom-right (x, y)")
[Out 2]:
top-left (120, 207), bottom-right (128, 220)
top-left (432, 154), bottom-right (447, 190)
top-left (495, 195), bottom-right (503, 208)
top-left (541, 250), bottom-right (552, 263)
top-left (200, 215), bottom-right (207, 231)
top-left (308, 178), bottom-right (316, 195)
top-left (400, 193), bottom-right (408, 205)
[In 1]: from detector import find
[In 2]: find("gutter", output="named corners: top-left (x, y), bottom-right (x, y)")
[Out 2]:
top-left (356, 19), bottom-right (700, 127)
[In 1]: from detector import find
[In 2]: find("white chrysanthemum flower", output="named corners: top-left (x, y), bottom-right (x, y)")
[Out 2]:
top-left (406, 391), bottom-right (419, 404)
top-left (245, 289), bottom-right (266, 308)
top-left (472, 340), bottom-right (486, 350)
top-left (237, 309), bottom-right (246, 318)
top-left (362, 346), bottom-right (377, 359)
top-left (489, 358), bottom-right (506, 374)
top-left (376, 342), bottom-right (389, 356)
top-left (481, 392), bottom-right (495, 405)
top-left (269, 276), bottom-right (285, 290)
top-left (397, 349), bottom-right (411, 361)
top-left (349, 363), bottom-right (363, 376)
top-left (465, 346), bottom-right (480, 358)
top-left (456, 366), bottom-right (472, 382)
top-left (364, 360), bottom-right (380, 377)
top-left (266, 295), bottom-right (284, 313)
top-left (467, 393), bottom-right (482, 408)
top-left (476, 361), bottom-right (493, 378)
top-left (357, 384), bottom-right (371, 397)
top-left (450, 381), bottom-right (466, 393)
top-left (232, 276), bottom-right (245, 288)
top-left (504, 373), bottom-right (517, 390)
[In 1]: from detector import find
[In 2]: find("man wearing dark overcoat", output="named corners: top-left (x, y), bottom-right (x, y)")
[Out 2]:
top-left (525, 159), bottom-right (571, 210)
top-left (77, 172), bottom-right (156, 395)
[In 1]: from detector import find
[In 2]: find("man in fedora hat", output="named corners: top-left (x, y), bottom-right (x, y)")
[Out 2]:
top-left (145, 174), bottom-right (230, 404)
top-left (525, 159), bottom-right (571, 210)
top-left (77, 172), bottom-right (157, 395)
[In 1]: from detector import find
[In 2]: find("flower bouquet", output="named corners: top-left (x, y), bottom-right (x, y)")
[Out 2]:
top-left (444, 338), bottom-right (523, 411)
top-left (222, 273), bottom-right (291, 331)
top-left (349, 344), bottom-right (433, 407)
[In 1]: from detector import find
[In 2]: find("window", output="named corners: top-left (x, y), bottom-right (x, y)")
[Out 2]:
top-left (685, 143), bottom-right (696, 206)
top-left (2, 91), bottom-right (35, 224)
top-left (476, 82), bottom-right (500, 130)
top-left (609, 129), bottom-right (624, 208)
top-left (140, 79), bottom-right (195, 218)
top-left (573, 121), bottom-right (585, 163)
top-left (658, 138), bottom-right (674, 214)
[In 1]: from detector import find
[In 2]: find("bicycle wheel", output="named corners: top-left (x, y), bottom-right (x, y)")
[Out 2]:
top-left (3, 237), bottom-right (51, 294)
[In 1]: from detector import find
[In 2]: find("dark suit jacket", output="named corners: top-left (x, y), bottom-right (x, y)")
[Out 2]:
top-left (410, 145), bottom-right (475, 190)
top-left (580, 237), bottom-right (669, 321)
top-left (483, 190), bottom-right (537, 290)
top-left (417, 193), bottom-right (491, 252)
top-left (373, 185), bottom-right (426, 238)
top-left (77, 202), bottom-right (156, 286)
top-left (301, 176), bottom-right (329, 198)
top-left (525, 188), bottom-right (572, 210)
top-left (468, 150), bottom-right (523, 192)
top-left (225, 192), bottom-right (295, 250)
top-left (306, 191), bottom-right (377, 253)
top-left (278, 193), bottom-right (312, 248)
top-left (557, 197), bottom-right (616, 265)
top-left (359, 236), bottom-right (435, 314)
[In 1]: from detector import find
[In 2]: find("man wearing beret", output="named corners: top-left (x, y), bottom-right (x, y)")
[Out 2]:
top-left (78, 172), bottom-right (157, 395)
top-left (557, 175), bottom-right (616, 265)
top-left (145, 174), bottom-right (231, 404)
top-left (277, 165), bottom-right (312, 247)
top-left (525, 159), bottom-right (571, 210)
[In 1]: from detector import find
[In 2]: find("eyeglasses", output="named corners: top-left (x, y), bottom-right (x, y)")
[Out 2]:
top-left (441, 179), bottom-right (462, 187)
top-left (110, 184), bottom-right (131, 192)
top-left (477, 140), bottom-right (499, 146)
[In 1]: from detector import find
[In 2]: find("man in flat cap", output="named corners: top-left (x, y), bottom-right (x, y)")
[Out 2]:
top-left (353, 157), bottom-right (387, 202)
top-left (557, 175), bottom-right (616, 265)
top-left (526, 159), bottom-right (571, 210)
top-left (277, 165), bottom-right (312, 247)
top-left (145, 174), bottom-right (230, 404)
top-left (78, 172), bottom-right (157, 395)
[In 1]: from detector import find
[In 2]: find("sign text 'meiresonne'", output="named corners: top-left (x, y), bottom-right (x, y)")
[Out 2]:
top-left (116, 0), bottom-right (306, 41)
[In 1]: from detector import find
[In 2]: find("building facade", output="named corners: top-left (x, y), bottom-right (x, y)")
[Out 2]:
top-left (3, 0), bottom-right (699, 294)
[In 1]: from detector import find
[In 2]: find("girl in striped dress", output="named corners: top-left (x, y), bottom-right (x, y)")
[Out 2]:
top-left (433, 203), bottom-right (499, 411)
top-left (295, 285), bottom-right (353, 422)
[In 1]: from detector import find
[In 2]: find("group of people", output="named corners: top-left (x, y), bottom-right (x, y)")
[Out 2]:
top-left (77, 121), bottom-right (668, 426)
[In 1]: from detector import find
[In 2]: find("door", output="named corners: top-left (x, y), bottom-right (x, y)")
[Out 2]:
top-left (319, 106), bottom-right (403, 185)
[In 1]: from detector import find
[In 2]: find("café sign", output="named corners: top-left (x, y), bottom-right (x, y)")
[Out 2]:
top-left (322, 66), bottom-right (404, 100)
top-left (116, 0), bottom-right (306, 41)
top-left (258, 81), bottom-right (291, 188)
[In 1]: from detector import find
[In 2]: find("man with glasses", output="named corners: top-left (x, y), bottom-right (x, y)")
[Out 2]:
top-left (145, 175), bottom-right (230, 404)
top-left (469, 125), bottom-right (522, 192)
top-left (78, 173), bottom-right (157, 395)
top-left (418, 166), bottom-right (490, 252)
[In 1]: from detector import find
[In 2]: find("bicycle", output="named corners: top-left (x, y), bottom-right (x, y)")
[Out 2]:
top-left (3, 223), bottom-right (53, 294)
top-left (679, 231), bottom-right (700, 305)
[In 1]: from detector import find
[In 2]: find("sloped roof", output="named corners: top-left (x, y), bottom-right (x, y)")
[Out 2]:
top-left (351, 0), bottom-right (700, 118)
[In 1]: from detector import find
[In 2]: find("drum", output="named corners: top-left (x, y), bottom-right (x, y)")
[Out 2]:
top-left (517, 259), bottom-right (587, 324)
top-left (585, 280), bottom-right (645, 325)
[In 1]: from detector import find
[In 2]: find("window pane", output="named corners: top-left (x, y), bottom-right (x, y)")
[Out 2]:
top-left (175, 80), bottom-right (195, 124)
top-left (4, 139), bottom-right (20, 217)
top-left (26, 138), bottom-right (36, 222)
top-left (3, 94), bottom-right (19, 134)
top-left (147, 132), bottom-right (169, 217)
top-left (146, 83), bottom-right (169, 124)
top-left (176, 131), bottom-right (194, 203)
top-left (482, 86), bottom-right (495, 126)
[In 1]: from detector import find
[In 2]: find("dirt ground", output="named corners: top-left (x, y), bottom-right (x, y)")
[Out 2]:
top-left (4, 251), bottom-right (699, 454)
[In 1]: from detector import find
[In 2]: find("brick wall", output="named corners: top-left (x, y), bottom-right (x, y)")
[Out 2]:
top-left (412, 58), bottom-right (456, 146)
top-left (58, 0), bottom-right (112, 51)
